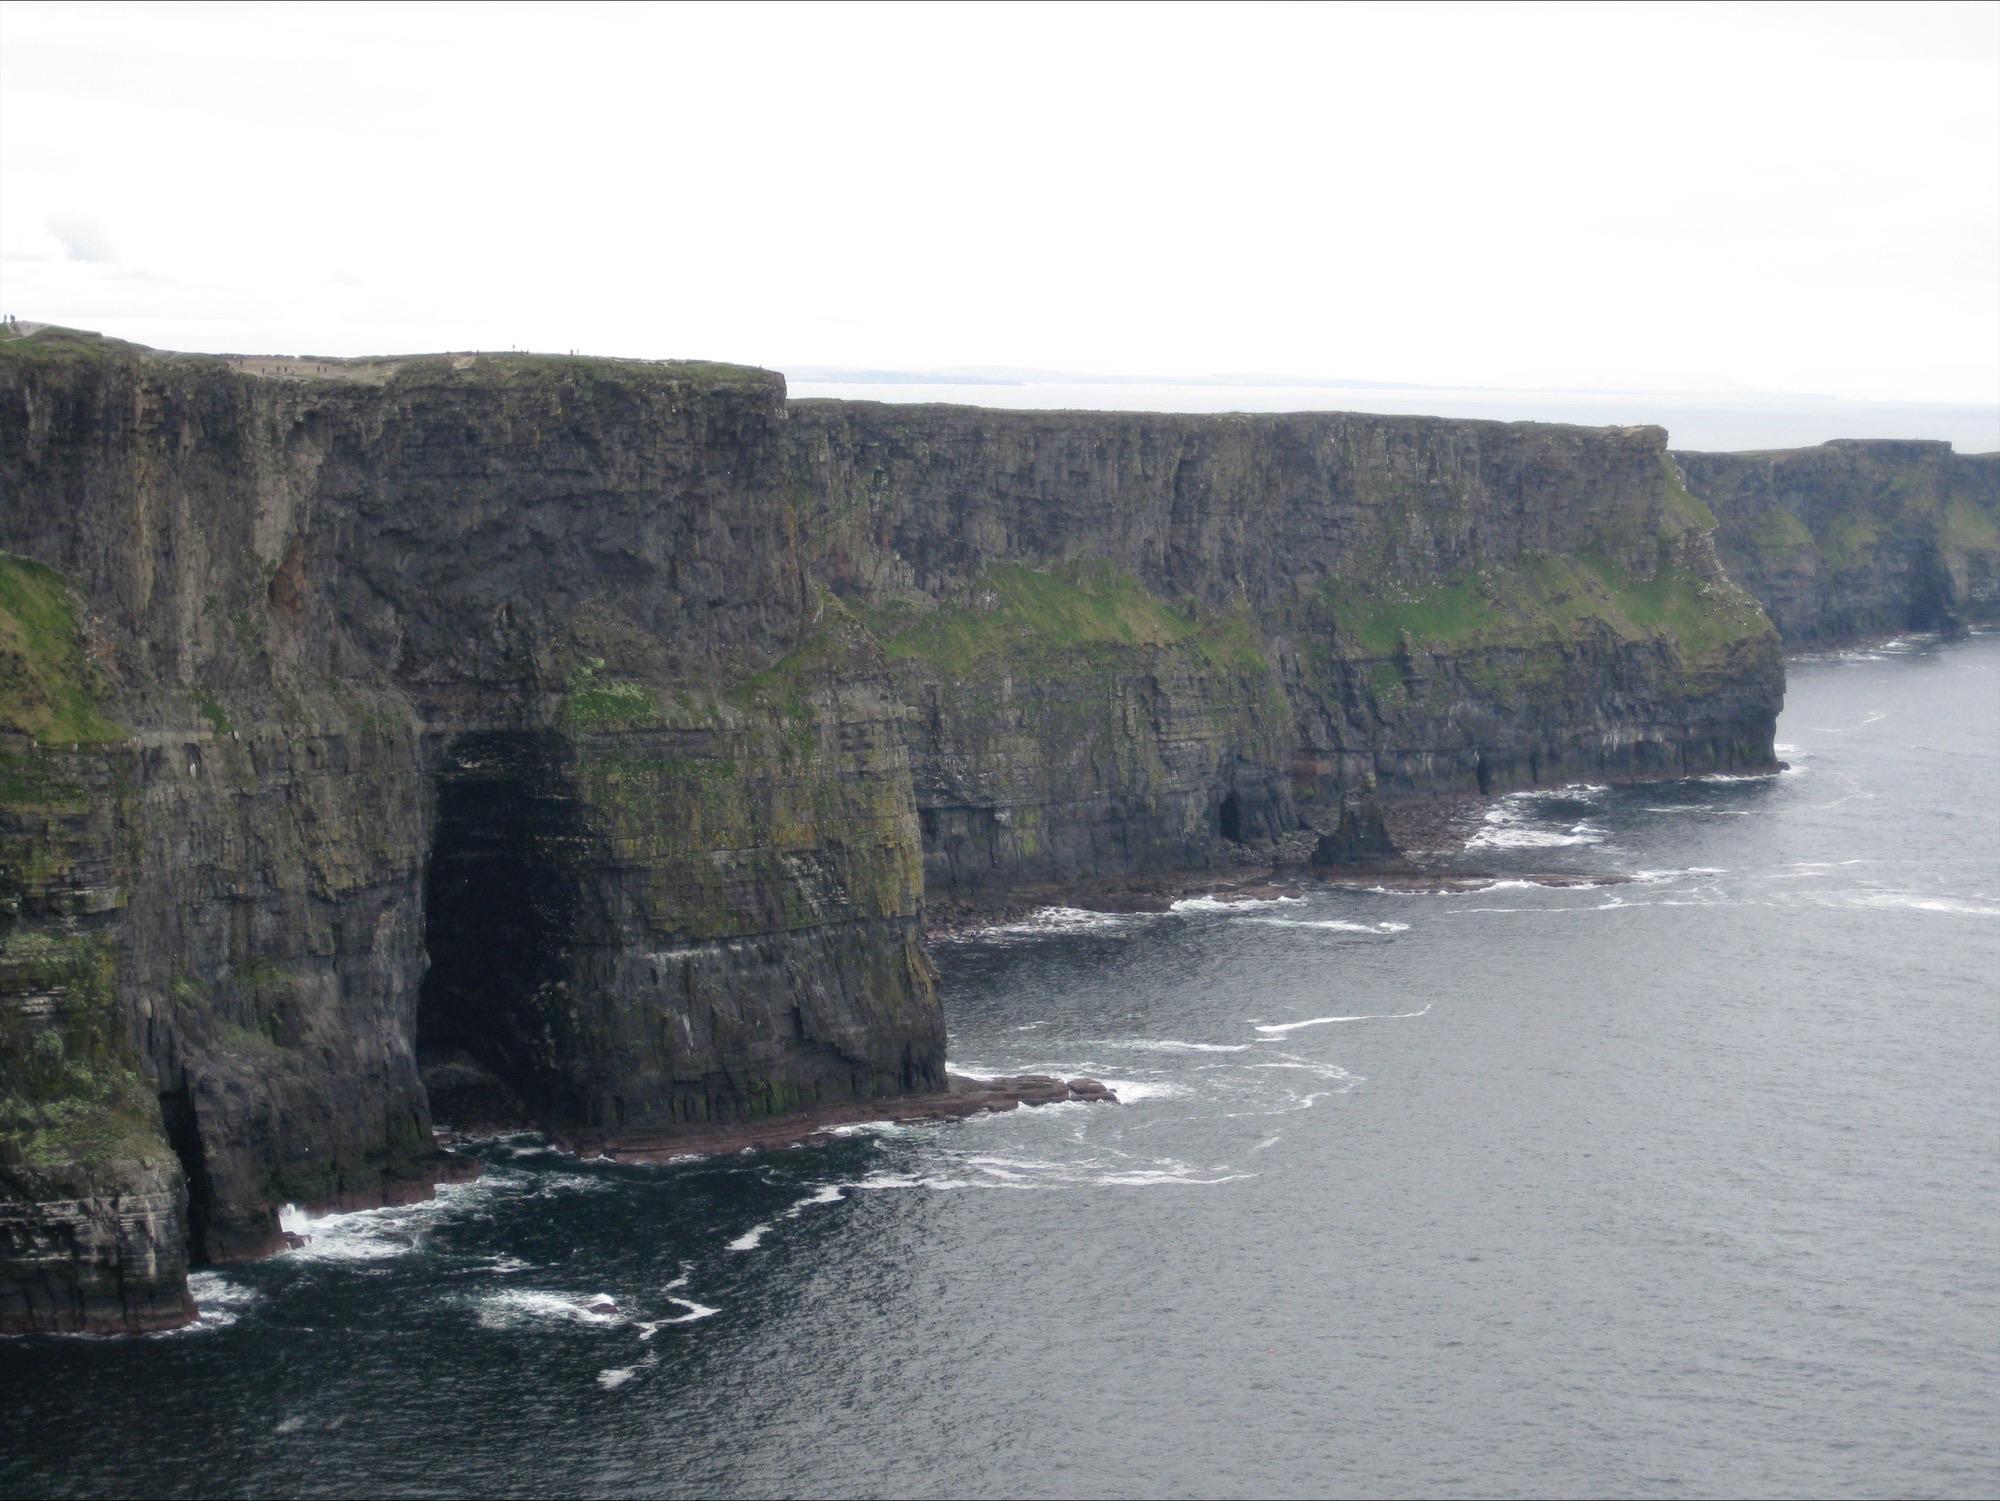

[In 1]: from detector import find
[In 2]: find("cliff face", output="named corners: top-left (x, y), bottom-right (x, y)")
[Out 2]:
top-left (0, 332), bottom-right (941, 1332)
top-left (1676, 441), bottom-right (2000, 644)
top-left (1, 329), bottom-right (1782, 1333)
top-left (793, 404), bottom-right (1783, 901)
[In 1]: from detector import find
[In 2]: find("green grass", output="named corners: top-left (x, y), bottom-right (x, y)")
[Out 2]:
top-left (1322, 551), bottom-right (1770, 665)
top-left (0, 554), bottom-right (122, 744)
top-left (420, 352), bottom-right (778, 393)
top-left (0, 325), bottom-right (138, 367)
top-left (1817, 513), bottom-right (1882, 572)
top-left (0, 934), bottom-right (170, 1171)
top-left (1736, 506), bottom-right (1816, 555)
top-left (1662, 457), bottom-right (1718, 534)
top-left (861, 561), bottom-right (1271, 677)
top-left (559, 658), bottom-right (659, 732)
top-left (1943, 496), bottom-right (2000, 555)
top-left (0, 750), bottom-right (88, 806)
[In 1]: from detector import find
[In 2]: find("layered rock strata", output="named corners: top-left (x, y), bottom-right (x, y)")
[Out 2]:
top-left (2, 329), bottom-right (1784, 1332)
top-left (1676, 440), bottom-right (2000, 644)
top-left (0, 332), bottom-right (943, 1331)
top-left (792, 403), bottom-right (1784, 902)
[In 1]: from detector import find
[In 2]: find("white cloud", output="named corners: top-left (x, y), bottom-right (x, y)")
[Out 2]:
top-left (0, 0), bottom-right (1994, 406)
top-left (43, 212), bottom-right (115, 263)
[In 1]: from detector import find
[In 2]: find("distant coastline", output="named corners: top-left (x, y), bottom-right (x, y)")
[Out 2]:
top-left (786, 371), bottom-right (2000, 454)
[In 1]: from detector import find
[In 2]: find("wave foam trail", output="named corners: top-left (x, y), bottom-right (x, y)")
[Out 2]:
top-left (1092, 1169), bottom-right (1257, 1187)
top-left (1093, 1078), bottom-right (1189, 1102)
top-left (948, 907), bottom-right (1149, 943)
top-left (1254, 1002), bottom-right (1433, 1036)
top-left (273, 1177), bottom-right (494, 1263)
top-left (1849, 892), bottom-right (2000, 918)
top-left (1170, 894), bottom-right (1307, 913)
top-left (639, 1295), bottom-right (720, 1334)
top-left (476, 1290), bottom-right (628, 1330)
top-left (1244, 917), bottom-right (1410, 933)
top-left (1506, 783), bottom-right (1609, 802)
top-left (1108, 1039), bottom-right (1255, 1053)
top-left (185, 1271), bottom-right (257, 1328)
top-left (725, 1224), bottom-right (772, 1253)
top-left (1466, 803), bottom-right (1607, 849)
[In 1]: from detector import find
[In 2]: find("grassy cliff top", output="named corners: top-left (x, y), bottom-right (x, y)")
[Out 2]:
top-left (788, 396), bottom-right (1669, 444)
top-left (1673, 438), bottom-right (1974, 460)
top-left (0, 324), bottom-right (780, 394)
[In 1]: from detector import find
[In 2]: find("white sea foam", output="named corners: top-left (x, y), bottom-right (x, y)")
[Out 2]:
top-left (1243, 917), bottom-right (1410, 934)
top-left (1093, 1078), bottom-right (1190, 1103)
top-left (1631, 867), bottom-right (1726, 884)
top-left (1092, 1169), bottom-right (1257, 1187)
top-left (1251, 1058), bottom-right (1357, 1082)
top-left (476, 1290), bottom-right (627, 1329)
top-left (274, 1178), bottom-right (496, 1263)
top-left (185, 1270), bottom-right (257, 1328)
top-left (724, 1183), bottom-right (851, 1254)
top-left (1108, 1039), bottom-right (1256, 1053)
top-left (638, 1296), bottom-right (720, 1333)
top-left (597, 1367), bottom-right (640, 1390)
top-left (1466, 804), bottom-right (1607, 849)
top-left (1170, 894), bottom-right (1307, 913)
top-left (1848, 892), bottom-right (2000, 918)
top-left (956, 906), bottom-right (1149, 942)
top-left (1253, 1002), bottom-right (1433, 1036)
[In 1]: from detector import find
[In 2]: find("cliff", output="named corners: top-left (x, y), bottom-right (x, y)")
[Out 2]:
top-left (792, 403), bottom-right (1783, 902)
top-left (0, 328), bottom-right (1782, 1333)
top-left (0, 330), bottom-right (941, 1333)
top-left (1675, 441), bottom-right (2000, 644)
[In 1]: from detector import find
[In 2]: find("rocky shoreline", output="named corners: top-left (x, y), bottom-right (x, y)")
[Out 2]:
top-left (519, 1073), bottom-right (1118, 1164)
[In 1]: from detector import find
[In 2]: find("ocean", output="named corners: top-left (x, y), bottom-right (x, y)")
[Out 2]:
top-left (3, 634), bottom-right (1995, 1499)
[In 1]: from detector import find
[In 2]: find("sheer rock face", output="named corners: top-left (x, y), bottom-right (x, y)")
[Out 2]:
top-left (0, 334), bottom-right (1783, 1332)
top-left (1676, 440), bottom-right (2000, 645)
top-left (0, 338), bottom-right (940, 1331)
top-left (792, 404), bottom-right (1783, 899)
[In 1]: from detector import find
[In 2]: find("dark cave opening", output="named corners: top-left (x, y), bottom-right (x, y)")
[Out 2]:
top-left (157, 1085), bottom-right (213, 1263)
top-left (1217, 790), bottom-right (1244, 843)
top-left (416, 733), bottom-right (585, 1128)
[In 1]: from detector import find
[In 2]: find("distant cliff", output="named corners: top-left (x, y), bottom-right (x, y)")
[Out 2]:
top-left (0, 328), bottom-right (1781, 1333)
top-left (1676, 441), bottom-right (2000, 644)
top-left (793, 403), bottom-right (1783, 902)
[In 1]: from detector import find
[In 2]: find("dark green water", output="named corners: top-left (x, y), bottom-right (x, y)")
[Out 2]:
top-left (4, 636), bottom-right (1996, 1499)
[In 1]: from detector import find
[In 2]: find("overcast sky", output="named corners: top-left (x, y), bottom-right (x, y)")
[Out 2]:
top-left (2, 1), bottom-right (1996, 406)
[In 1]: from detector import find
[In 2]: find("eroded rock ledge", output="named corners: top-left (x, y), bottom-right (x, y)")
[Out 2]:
top-left (546, 1073), bottom-right (1118, 1164)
